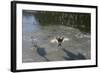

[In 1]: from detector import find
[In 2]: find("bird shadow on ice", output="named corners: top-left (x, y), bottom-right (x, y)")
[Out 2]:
top-left (36, 47), bottom-right (49, 61)
top-left (62, 48), bottom-right (86, 60)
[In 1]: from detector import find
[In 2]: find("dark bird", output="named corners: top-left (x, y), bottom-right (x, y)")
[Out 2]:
top-left (50, 36), bottom-right (70, 47)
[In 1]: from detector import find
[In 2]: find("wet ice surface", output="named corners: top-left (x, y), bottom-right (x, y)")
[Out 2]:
top-left (22, 14), bottom-right (91, 63)
top-left (22, 26), bottom-right (91, 62)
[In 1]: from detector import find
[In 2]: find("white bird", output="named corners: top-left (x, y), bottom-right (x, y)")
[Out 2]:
top-left (50, 36), bottom-right (70, 47)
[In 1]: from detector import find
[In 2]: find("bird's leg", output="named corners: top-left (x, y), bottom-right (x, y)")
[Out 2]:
top-left (57, 42), bottom-right (62, 48)
top-left (58, 43), bottom-right (61, 47)
top-left (58, 42), bottom-right (64, 49)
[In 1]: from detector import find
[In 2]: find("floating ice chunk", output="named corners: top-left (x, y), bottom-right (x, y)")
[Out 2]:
top-left (75, 33), bottom-right (90, 39)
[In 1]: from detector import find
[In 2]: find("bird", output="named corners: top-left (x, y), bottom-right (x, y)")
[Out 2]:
top-left (31, 36), bottom-right (38, 48)
top-left (50, 36), bottom-right (70, 47)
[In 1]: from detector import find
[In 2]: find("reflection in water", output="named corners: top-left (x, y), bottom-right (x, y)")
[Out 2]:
top-left (62, 48), bottom-right (86, 60)
top-left (22, 13), bottom-right (40, 32)
top-left (37, 47), bottom-right (49, 61)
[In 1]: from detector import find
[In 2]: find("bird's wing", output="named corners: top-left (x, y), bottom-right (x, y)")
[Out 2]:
top-left (50, 39), bottom-right (58, 43)
top-left (63, 38), bottom-right (70, 42)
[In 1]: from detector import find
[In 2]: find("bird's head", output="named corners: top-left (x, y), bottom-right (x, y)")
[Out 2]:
top-left (56, 36), bottom-right (64, 39)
